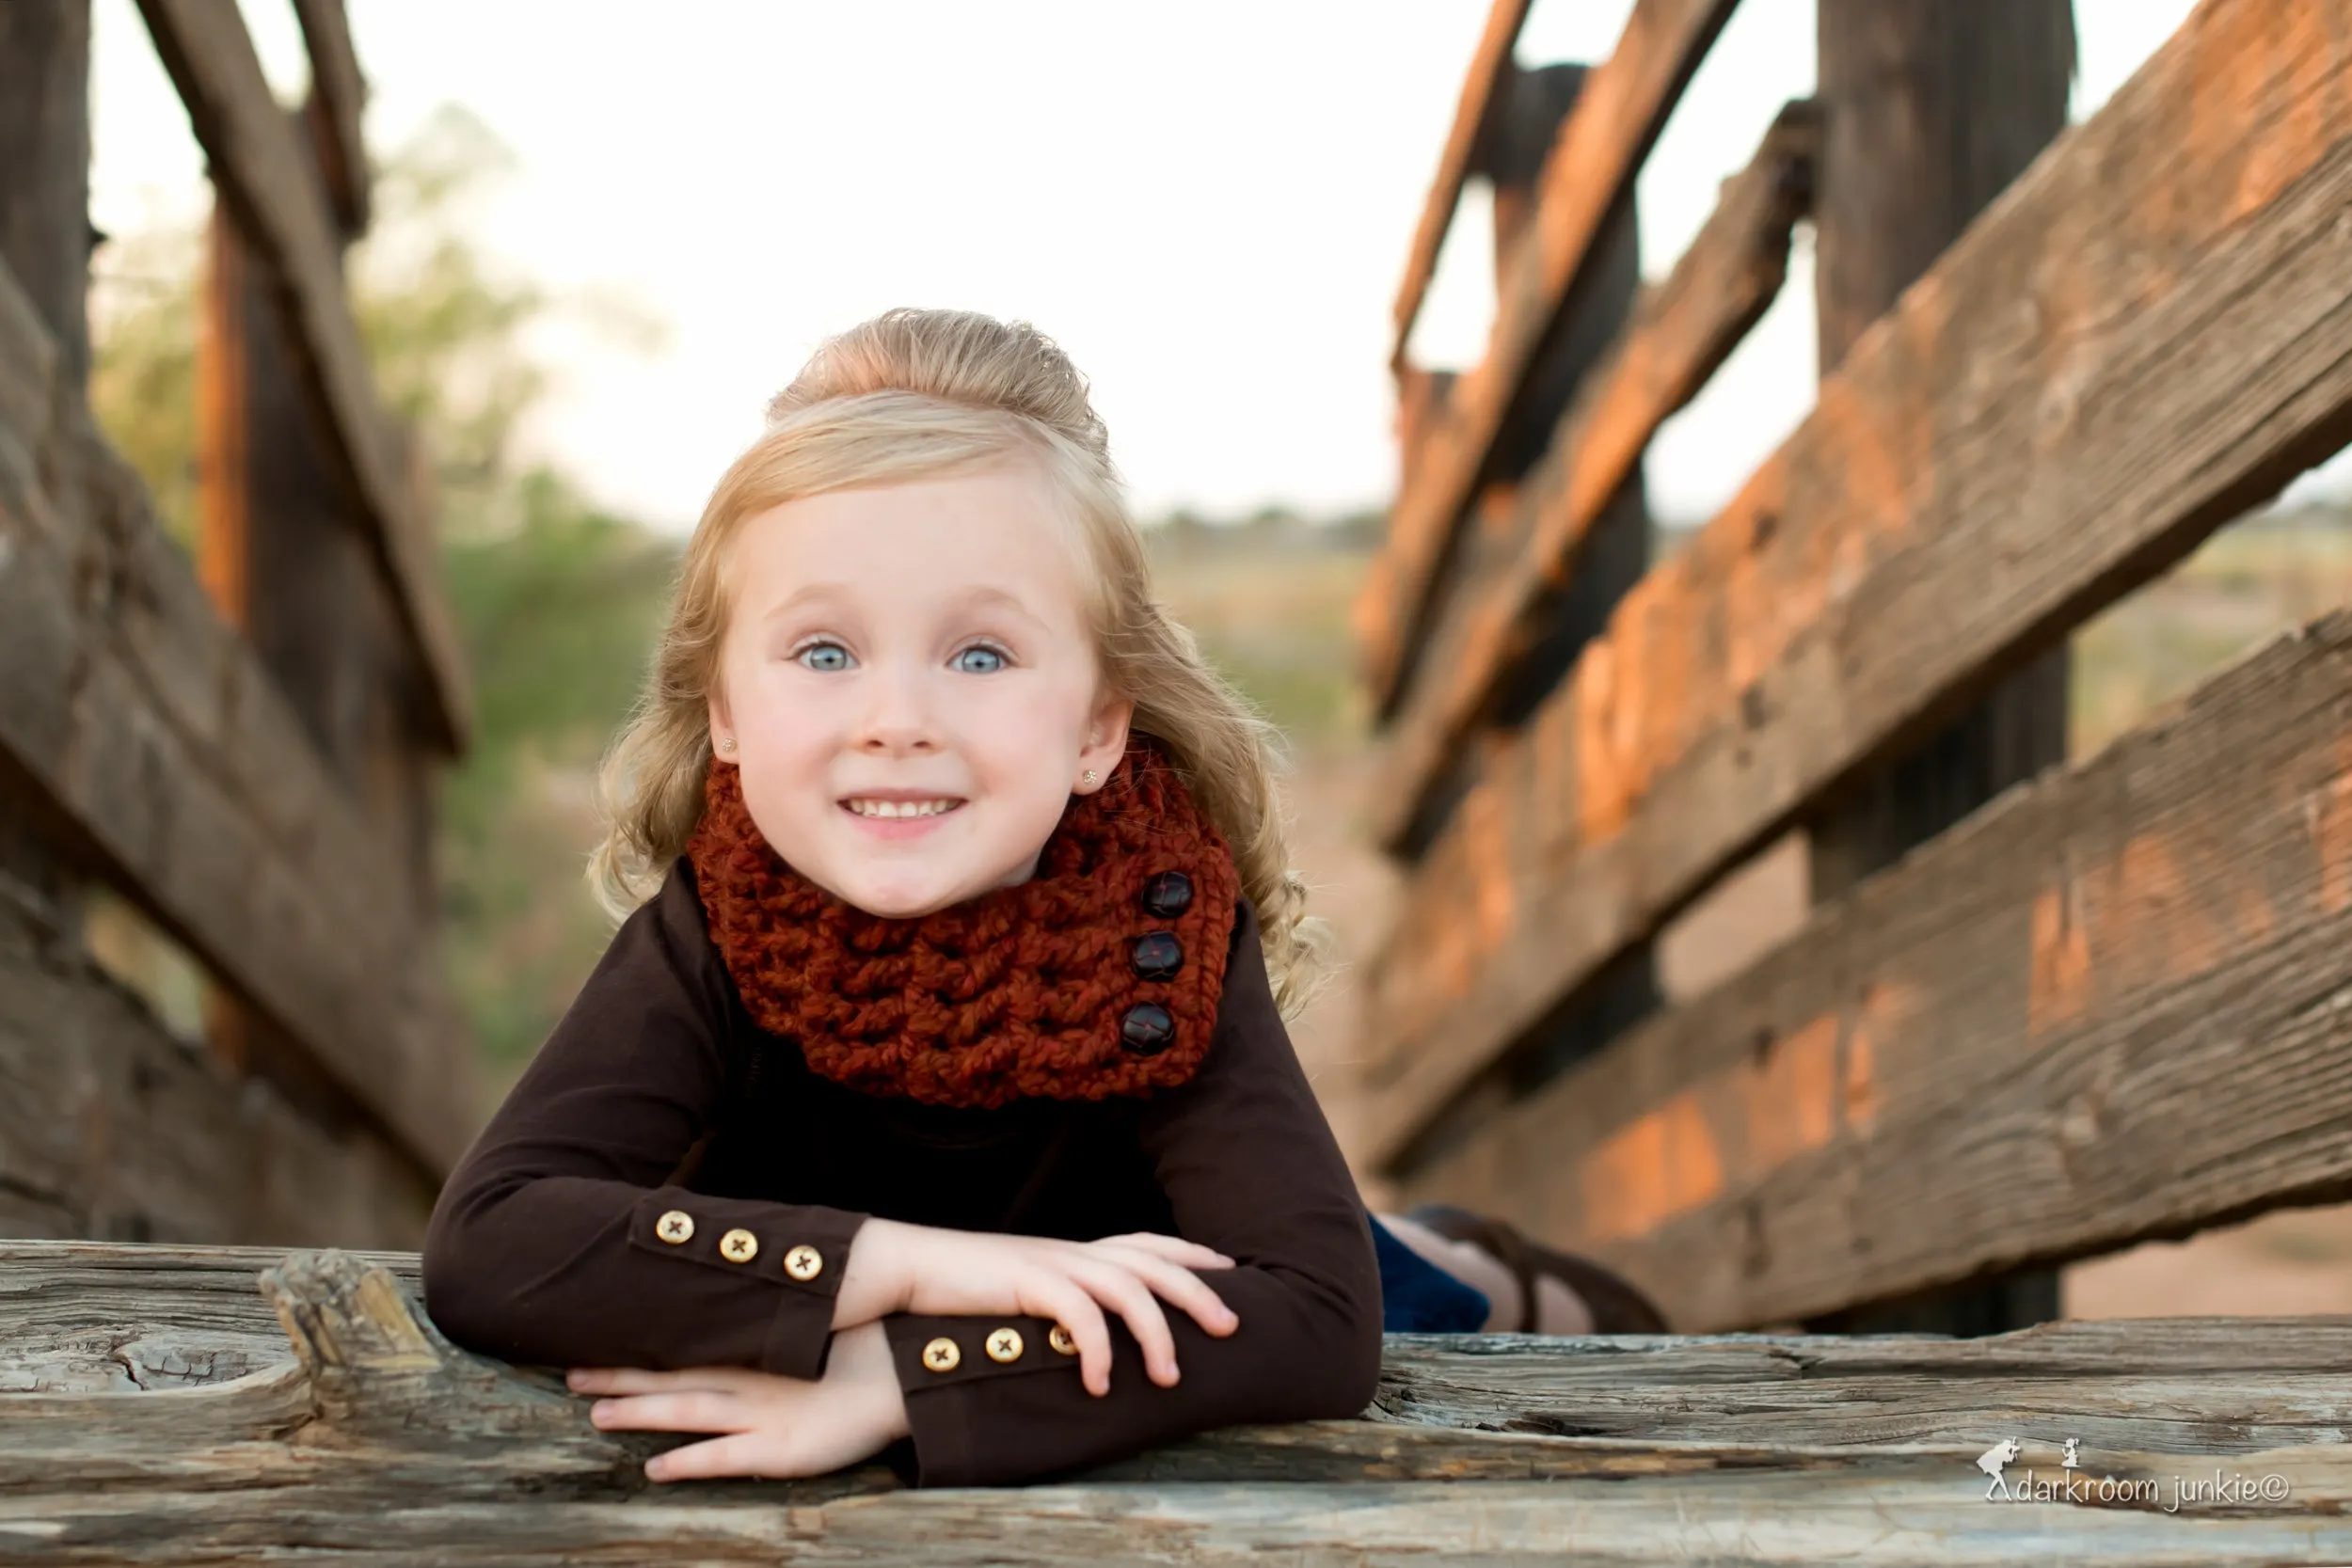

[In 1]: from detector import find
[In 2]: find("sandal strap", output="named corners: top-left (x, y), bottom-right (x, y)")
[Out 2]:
top-left (1405, 1203), bottom-right (1672, 1334)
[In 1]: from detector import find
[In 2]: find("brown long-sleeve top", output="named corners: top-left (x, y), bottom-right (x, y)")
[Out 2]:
top-left (420, 859), bottom-right (1384, 1487)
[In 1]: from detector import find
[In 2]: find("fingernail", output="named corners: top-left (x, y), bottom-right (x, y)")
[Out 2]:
top-left (646, 1458), bottom-right (667, 1481)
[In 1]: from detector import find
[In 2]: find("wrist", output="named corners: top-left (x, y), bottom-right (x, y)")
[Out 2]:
top-left (833, 1216), bottom-right (914, 1328)
top-left (838, 1319), bottom-right (912, 1443)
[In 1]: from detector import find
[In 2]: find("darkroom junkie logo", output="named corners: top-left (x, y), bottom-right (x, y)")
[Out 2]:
top-left (1974, 1435), bottom-right (2293, 1512)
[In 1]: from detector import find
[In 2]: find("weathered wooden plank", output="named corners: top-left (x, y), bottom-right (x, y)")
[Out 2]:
top-left (133, 0), bottom-right (469, 752)
top-left (1353, 0), bottom-right (2352, 1172)
top-left (0, 0), bottom-right (91, 393)
top-left (1357, 0), bottom-right (1739, 713)
top-left (287, 0), bottom-right (368, 235)
top-left (0, 0), bottom-right (95, 959)
top-left (1403, 612), bottom-right (2352, 1329)
top-left (0, 892), bottom-right (429, 1259)
top-left (1389, 0), bottom-right (1534, 369)
top-left (1366, 99), bottom-right (1819, 851)
top-left (0, 254), bottom-right (482, 1177)
top-left (8, 1245), bottom-right (2352, 1562)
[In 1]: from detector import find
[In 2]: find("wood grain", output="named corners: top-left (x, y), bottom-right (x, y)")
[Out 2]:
top-left (1357, 0), bottom-right (1740, 712)
top-left (0, 253), bottom-right (482, 1177)
top-left (1405, 612), bottom-right (2352, 1327)
top-left (1366, 99), bottom-right (1819, 851)
top-left (1356, 0), bottom-right (2352, 1171)
top-left (133, 0), bottom-right (469, 750)
top-left (8, 1243), bottom-right (2352, 1561)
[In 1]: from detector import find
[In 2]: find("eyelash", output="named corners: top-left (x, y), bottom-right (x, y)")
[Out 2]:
top-left (790, 638), bottom-right (1012, 673)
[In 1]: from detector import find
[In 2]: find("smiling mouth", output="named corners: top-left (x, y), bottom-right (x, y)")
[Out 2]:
top-left (840, 798), bottom-right (966, 819)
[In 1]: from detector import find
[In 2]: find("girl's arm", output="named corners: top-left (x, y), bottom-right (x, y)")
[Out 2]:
top-left (421, 865), bottom-right (873, 1382)
top-left (872, 895), bottom-right (1386, 1487)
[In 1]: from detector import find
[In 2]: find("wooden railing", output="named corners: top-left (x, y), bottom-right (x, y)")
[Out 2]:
top-left (0, 0), bottom-right (477, 1244)
top-left (14, 1238), bottom-right (2352, 1560)
top-left (1354, 0), bottom-right (2352, 1335)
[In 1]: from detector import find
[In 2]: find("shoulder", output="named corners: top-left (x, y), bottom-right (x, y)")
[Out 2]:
top-left (1199, 892), bottom-right (1290, 1070)
top-left (596, 857), bottom-right (739, 1022)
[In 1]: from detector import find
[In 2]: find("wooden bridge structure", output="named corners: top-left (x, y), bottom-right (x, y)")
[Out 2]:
top-left (12, 0), bottom-right (2352, 1560)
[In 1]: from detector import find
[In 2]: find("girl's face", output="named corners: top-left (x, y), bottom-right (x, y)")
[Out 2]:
top-left (707, 459), bottom-right (1134, 919)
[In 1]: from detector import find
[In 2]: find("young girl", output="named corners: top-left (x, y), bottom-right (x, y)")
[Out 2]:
top-left (421, 308), bottom-right (1665, 1489)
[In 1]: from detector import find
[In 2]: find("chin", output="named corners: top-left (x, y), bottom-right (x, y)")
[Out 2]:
top-left (838, 875), bottom-right (965, 920)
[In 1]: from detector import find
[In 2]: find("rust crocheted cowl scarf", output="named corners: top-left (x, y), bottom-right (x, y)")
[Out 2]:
top-left (685, 736), bottom-right (1242, 1110)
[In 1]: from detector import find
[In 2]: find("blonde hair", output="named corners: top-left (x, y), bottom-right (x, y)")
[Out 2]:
top-left (588, 307), bottom-right (1338, 1022)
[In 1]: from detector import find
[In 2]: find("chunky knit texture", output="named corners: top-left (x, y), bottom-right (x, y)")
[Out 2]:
top-left (686, 736), bottom-right (1241, 1109)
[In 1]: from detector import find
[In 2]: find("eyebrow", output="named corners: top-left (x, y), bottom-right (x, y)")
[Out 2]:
top-left (760, 582), bottom-right (1050, 631)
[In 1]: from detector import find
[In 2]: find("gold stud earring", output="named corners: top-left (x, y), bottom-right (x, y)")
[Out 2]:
top-left (1081, 768), bottom-right (1098, 786)
top-left (719, 736), bottom-right (737, 754)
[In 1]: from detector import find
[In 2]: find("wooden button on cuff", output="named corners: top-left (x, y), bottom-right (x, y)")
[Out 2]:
top-left (784, 1243), bottom-right (824, 1281)
top-left (718, 1227), bottom-right (758, 1263)
top-left (922, 1337), bottom-right (961, 1372)
top-left (985, 1327), bottom-right (1025, 1363)
top-left (655, 1210), bottom-right (695, 1244)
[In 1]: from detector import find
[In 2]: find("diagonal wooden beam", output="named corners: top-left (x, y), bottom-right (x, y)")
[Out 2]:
top-left (0, 255), bottom-right (481, 1178)
top-left (1357, 0), bottom-right (1740, 716)
top-left (1389, 0), bottom-right (1536, 370)
top-left (288, 0), bottom-right (370, 235)
top-left (135, 0), bottom-right (469, 752)
top-left (1406, 612), bottom-right (2352, 1329)
top-left (1350, 0), bottom-right (2352, 1173)
top-left (1366, 99), bottom-right (1818, 852)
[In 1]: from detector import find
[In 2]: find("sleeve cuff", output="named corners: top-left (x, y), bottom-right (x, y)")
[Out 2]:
top-left (623, 1190), bottom-right (870, 1379)
top-left (882, 1312), bottom-right (1079, 1485)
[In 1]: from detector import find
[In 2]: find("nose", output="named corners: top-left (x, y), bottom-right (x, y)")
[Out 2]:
top-left (853, 657), bottom-right (942, 754)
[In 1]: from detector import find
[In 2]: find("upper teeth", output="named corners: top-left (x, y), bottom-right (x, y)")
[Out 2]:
top-left (848, 799), bottom-right (959, 817)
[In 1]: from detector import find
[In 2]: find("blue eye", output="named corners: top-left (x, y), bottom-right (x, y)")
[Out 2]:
top-left (955, 643), bottom-right (1008, 674)
top-left (797, 641), bottom-right (852, 672)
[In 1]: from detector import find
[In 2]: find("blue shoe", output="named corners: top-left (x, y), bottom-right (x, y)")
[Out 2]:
top-left (1370, 1213), bottom-right (1491, 1333)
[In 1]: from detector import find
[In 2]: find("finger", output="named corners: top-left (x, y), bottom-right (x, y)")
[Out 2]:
top-left (1087, 1243), bottom-right (1240, 1338)
top-left (589, 1389), bottom-right (744, 1434)
top-left (569, 1366), bottom-right (769, 1397)
top-left (1068, 1259), bottom-right (1181, 1387)
top-left (1023, 1275), bottom-right (1115, 1397)
top-left (1106, 1232), bottom-right (1237, 1270)
top-left (644, 1432), bottom-right (790, 1482)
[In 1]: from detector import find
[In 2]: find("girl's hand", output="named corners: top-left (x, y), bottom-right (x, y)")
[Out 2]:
top-left (850, 1219), bottom-right (1241, 1397)
top-left (568, 1320), bottom-right (909, 1482)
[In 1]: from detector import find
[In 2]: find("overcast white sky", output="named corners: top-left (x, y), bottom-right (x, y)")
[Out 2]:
top-left (90, 0), bottom-right (2312, 534)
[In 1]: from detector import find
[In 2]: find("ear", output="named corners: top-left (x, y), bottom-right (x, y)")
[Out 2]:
top-left (1076, 690), bottom-right (1135, 792)
top-left (707, 684), bottom-right (736, 760)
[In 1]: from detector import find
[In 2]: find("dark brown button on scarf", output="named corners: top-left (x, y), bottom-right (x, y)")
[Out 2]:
top-left (687, 734), bottom-right (1241, 1109)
